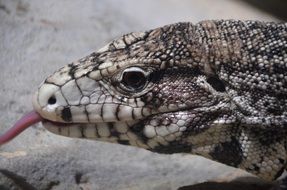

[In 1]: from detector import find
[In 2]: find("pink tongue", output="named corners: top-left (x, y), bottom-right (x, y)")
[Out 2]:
top-left (0, 111), bottom-right (43, 145)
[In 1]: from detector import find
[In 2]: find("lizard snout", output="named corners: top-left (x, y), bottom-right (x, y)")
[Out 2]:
top-left (33, 83), bottom-right (67, 122)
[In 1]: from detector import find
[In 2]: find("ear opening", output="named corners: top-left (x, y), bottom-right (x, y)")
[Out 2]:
top-left (206, 76), bottom-right (226, 92)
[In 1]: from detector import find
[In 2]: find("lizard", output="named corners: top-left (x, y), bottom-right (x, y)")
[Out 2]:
top-left (0, 20), bottom-right (287, 189)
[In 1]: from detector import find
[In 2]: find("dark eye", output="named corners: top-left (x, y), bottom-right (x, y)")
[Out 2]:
top-left (120, 67), bottom-right (148, 92)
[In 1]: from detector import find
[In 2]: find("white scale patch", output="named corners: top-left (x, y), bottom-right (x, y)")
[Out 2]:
top-left (74, 65), bottom-right (94, 79)
top-left (143, 125), bottom-right (156, 138)
top-left (105, 96), bottom-right (113, 103)
top-left (54, 90), bottom-right (68, 107)
top-left (86, 104), bottom-right (103, 122)
top-left (117, 105), bottom-right (133, 120)
top-left (90, 90), bottom-right (103, 103)
top-left (61, 80), bottom-right (82, 105)
top-left (84, 124), bottom-right (97, 138)
top-left (70, 106), bottom-right (88, 122)
top-left (98, 61), bottom-right (113, 69)
top-left (142, 108), bottom-right (152, 116)
top-left (88, 70), bottom-right (102, 80)
top-left (113, 38), bottom-right (127, 49)
top-left (60, 127), bottom-right (70, 136)
top-left (76, 76), bottom-right (100, 96)
top-left (147, 139), bottom-right (159, 149)
top-left (176, 120), bottom-right (185, 127)
top-left (69, 125), bottom-right (83, 138)
top-left (167, 124), bottom-right (180, 133)
top-left (114, 122), bottom-right (128, 133)
top-left (126, 32), bottom-right (146, 44)
top-left (154, 136), bottom-right (168, 146)
top-left (164, 134), bottom-right (176, 142)
top-left (97, 94), bottom-right (107, 103)
top-left (132, 108), bottom-right (143, 119)
top-left (97, 123), bottom-right (110, 137)
top-left (155, 126), bottom-right (170, 137)
top-left (80, 96), bottom-right (90, 105)
top-left (107, 65), bottom-right (117, 74)
top-left (102, 104), bottom-right (118, 121)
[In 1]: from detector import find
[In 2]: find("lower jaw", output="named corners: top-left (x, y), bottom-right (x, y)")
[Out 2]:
top-left (41, 120), bottom-right (132, 146)
top-left (42, 120), bottom-right (99, 138)
top-left (41, 120), bottom-right (134, 141)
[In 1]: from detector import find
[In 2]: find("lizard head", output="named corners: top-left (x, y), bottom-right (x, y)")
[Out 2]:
top-left (32, 22), bottom-right (229, 153)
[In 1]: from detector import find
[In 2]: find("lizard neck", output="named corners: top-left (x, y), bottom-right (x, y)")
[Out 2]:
top-left (194, 20), bottom-right (244, 76)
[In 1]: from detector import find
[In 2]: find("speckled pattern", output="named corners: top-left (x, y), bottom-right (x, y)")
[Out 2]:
top-left (32, 20), bottom-right (287, 184)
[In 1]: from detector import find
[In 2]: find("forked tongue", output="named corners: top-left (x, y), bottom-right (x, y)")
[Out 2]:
top-left (0, 111), bottom-right (43, 145)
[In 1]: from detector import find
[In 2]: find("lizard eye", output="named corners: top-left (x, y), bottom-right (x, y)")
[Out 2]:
top-left (119, 67), bottom-right (149, 92)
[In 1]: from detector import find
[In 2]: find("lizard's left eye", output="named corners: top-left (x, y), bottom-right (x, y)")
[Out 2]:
top-left (119, 67), bottom-right (149, 92)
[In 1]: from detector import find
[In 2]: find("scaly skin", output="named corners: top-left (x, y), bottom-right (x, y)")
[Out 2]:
top-left (32, 20), bottom-right (287, 182)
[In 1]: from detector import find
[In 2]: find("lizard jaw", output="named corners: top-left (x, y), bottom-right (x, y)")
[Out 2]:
top-left (41, 119), bottom-right (146, 147)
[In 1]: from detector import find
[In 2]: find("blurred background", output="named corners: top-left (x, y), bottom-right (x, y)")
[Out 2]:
top-left (242, 0), bottom-right (287, 21)
top-left (0, 0), bottom-right (285, 190)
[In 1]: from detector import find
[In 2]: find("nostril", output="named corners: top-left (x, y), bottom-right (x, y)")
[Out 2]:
top-left (48, 96), bottom-right (57, 105)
